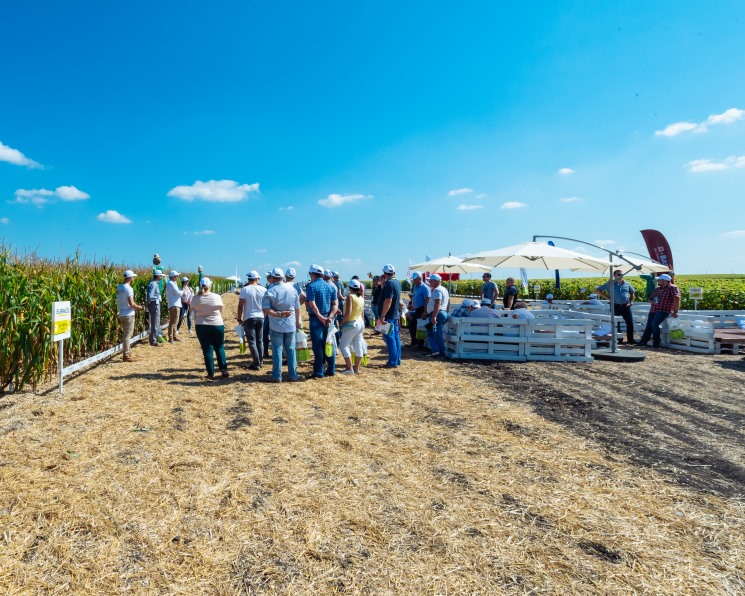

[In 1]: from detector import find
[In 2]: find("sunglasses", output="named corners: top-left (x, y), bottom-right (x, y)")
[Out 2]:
top-left (614, 273), bottom-right (623, 277)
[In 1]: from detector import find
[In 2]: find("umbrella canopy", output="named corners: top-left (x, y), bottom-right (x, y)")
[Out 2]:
top-left (225, 275), bottom-right (243, 282)
top-left (595, 255), bottom-right (670, 275)
top-left (462, 242), bottom-right (610, 272)
top-left (409, 255), bottom-right (492, 275)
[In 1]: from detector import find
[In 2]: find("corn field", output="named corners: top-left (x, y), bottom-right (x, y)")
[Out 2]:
top-left (0, 244), bottom-right (228, 392)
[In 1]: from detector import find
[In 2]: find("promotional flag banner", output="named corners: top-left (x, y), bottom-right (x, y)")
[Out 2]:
top-left (640, 229), bottom-right (674, 273)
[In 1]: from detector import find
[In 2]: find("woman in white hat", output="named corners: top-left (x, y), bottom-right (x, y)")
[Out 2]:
top-left (339, 279), bottom-right (366, 374)
top-left (189, 277), bottom-right (228, 380)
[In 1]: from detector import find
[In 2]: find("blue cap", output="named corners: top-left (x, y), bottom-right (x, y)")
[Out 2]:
top-left (429, 273), bottom-right (442, 282)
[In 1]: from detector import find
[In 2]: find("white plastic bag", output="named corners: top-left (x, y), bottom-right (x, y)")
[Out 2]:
top-left (296, 329), bottom-right (308, 350)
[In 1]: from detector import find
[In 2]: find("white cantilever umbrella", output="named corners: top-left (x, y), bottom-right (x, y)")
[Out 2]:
top-left (225, 275), bottom-right (243, 282)
top-left (595, 255), bottom-right (670, 276)
top-left (409, 255), bottom-right (492, 275)
top-left (462, 242), bottom-right (611, 272)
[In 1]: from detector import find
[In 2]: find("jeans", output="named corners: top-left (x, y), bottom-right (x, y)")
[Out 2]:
top-left (177, 303), bottom-right (192, 331)
top-left (147, 301), bottom-right (160, 345)
top-left (262, 317), bottom-right (271, 357)
top-left (613, 303), bottom-right (635, 343)
top-left (639, 311), bottom-right (669, 347)
top-left (242, 318), bottom-right (264, 367)
top-left (406, 306), bottom-right (426, 345)
top-left (270, 329), bottom-right (298, 381)
top-left (426, 311), bottom-right (449, 355)
top-left (309, 316), bottom-right (335, 377)
top-left (195, 324), bottom-right (227, 377)
top-left (382, 319), bottom-right (402, 366)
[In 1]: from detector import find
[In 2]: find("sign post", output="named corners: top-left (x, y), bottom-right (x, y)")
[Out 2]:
top-left (689, 287), bottom-right (703, 311)
top-left (52, 301), bottom-right (71, 394)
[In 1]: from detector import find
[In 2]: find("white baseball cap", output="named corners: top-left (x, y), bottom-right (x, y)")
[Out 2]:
top-left (429, 273), bottom-right (442, 282)
top-left (270, 267), bottom-right (284, 278)
top-left (481, 298), bottom-right (491, 305)
top-left (658, 274), bottom-right (672, 282)
top-left (348, 279), bottom-right (362, 289)
top-left (285, 267), bottom-right (297, 279)
top-left (153, 269), bottom-right (165, 277)
top-left (588, 293), bottom-right (598, 299)
top-left (309, 264), bottom-right (324, 275)
top-left (169, 270), bottom-right (179, 278)
top-left (382, 264), bottom-right (395, 274)
top-left (246, 270), bottom-right (259, 280)
top-left (124, 269), bottom-right (137, 279)
top-left (201, 277), bottom-right (213, 287)
top-left (181, 276), bottom-right (189, 282)
top-left (411, 271), bottom-right (422, 279)
top-left (323, 269), bottom-right (333, 278)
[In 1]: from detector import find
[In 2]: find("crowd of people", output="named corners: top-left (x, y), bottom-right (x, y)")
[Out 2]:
top-left (115, 264), bottom-right (683, 380)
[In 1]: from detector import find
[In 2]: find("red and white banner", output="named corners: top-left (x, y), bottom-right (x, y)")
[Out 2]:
top-left (640, 229), bottom-right (674, 274)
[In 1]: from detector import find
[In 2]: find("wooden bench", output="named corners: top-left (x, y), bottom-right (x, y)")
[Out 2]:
top-left (714, 329), bottom-right (745, 354)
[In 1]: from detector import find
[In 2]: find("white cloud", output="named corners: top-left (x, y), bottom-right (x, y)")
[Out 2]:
top-left (448, 188), bottom-right (473, 196)
top-left (167, 179), bottom-right (260, 202)
top-left (0, 141), bottom-right (42, 169)
top-left (500, 201), bottom-right (527, 209)
top-left (457, 204), bottom-right (483, 211)
top-left (279, 205), bottom-right (294, 211)
top-left (0, 217), bottom-right (9, 224)
top-left (324, 258), bottom-right (362, 266)
top-left (656, 107), bottom-right (744, 137)
top-left (10, 185), bottom-right (90, 205)
top-left (318, 193), bottom-right (371, 208)
top-left (593, 239), bottom-right (616, 247)
top-left (655, 122), bottom-right (700, 137)
top-left (686, 156), bottom-right (745, 173)
top-left (705, 108), bottom-right (745, 126)
top-left (96, 210), bottom-right (132, 224)
top-left (11, 188), bottom-right (54, 205)
top-left (255, 248), bottom-right (268, 253)
top-left (189, 230), bottom-right (215, 236)
top-left (560, 196), bottom-right (582, 203)
top-left (55, 185), bottom-right (90, 201)
top-left (475, 193), bottom-right (487, 199)
top-left (284, 260), bottom-right (302, 267)
top-left (558, 167), bottom-right (575, 175)
top-left (721, 230), bottom-right (745, 238)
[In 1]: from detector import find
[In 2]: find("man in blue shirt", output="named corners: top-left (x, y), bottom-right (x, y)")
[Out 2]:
top-left (305, 264), bottom-right (339, 378)
top-left (480, 272), bottom-right (499, 308)
top-left (147, 270), bottom-right (165, 346)
top-left (405, 271), bottom-right (431, 347)
top-left (377, 264), bottom-right (402, 367)
top-left (263, 268), bottom-right (302, 382)
top-left (596, 270), bottom-right (636, 344)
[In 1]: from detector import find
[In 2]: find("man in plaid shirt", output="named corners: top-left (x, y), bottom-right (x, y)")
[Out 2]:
top-left (636, 274), bottom-right (680, 348)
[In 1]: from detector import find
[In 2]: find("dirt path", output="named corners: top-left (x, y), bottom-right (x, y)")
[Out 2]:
top-left (1, 293), bottom-right (743, 594)
top-left (460, 351), bottom-right (745, 499)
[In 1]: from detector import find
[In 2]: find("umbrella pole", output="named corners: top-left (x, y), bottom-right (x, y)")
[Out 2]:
top-left (609, 255), bottom-right (617, 353)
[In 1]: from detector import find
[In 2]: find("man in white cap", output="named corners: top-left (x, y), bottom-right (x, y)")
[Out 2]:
top-left (147, 269), bottom-right (166, 346)
top-left (305, 264), bottom-right (339, 378)
top-left (424, 273), bottom-right (449, 357)
top-left (470, 298), bottom-right (502, 319)
top-left (377, 264), bottom-right (402, 367)
top-left (637, 274), bottom-right (680, 348)
top-left (116, 270), bottom-right (144, 362)
top-left (285, 268), bottom-right (306, 306)
top-left (262, 268), bottom-right (303, 382)
top-left (237, 270), bottom-right (267, 370)
top-left (166, 270), bottom-right (183, 343)
top-left (405, 271), bottom-right (430, 347)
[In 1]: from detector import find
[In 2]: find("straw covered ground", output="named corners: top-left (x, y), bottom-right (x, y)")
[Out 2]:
top-left (1, 292), bottom-right (743, 594)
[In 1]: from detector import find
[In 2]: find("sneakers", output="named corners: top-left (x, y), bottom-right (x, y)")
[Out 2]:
top-left (429, 352), bottom-right (441, 358)
top-left (289, 375), bottom-right (305, 382)
top-left (342, 369), bottom-right (355, 375)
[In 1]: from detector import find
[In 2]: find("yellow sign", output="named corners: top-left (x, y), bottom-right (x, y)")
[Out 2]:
top-left (52, 301), bottom-right (72, 341)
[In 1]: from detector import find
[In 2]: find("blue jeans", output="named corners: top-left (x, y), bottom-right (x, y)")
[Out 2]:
top-left (242, 318), bottom-right (264, 367)
top-left (426, 311), bottom-right (449, 355)
top-left (382, 319), bottom-right (402, 366)
top-left (270, 329), bottom-right (298, 381)
top-left (309, 317), bottom-right (336, 377)
top-left (639, 311), bottom-right (669, 347)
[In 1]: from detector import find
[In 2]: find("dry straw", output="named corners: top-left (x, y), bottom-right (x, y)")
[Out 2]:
top-left (1, 293), bottom-right (743, 593)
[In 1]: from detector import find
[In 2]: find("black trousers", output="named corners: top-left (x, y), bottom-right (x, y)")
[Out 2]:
top-left (614, 303), bottom-right (635, 342)
top-left (243, 318), bottom-right (264, 367)
top-left (406, 306), bottom-right (426, 345)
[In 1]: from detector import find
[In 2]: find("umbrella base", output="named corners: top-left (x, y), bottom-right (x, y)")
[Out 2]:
top-left (592, 348), bottom-right (646, 363)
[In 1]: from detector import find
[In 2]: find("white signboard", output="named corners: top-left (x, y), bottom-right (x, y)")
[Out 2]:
top-left (52, 301), bottom-right (71, 341)
top-left (688, 287), bottom-right (703, 299)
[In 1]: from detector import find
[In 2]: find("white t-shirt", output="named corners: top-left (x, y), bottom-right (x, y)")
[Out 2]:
top-left (426, 285), bottom-right (450, 314)
top-left (190, 292), bottom-right (224, 326)
top-left (512, 308), bottom-right (535, 320)
top-left (116, 283), bottom-right (135, 317)
top-left (238, 284), bottom-right (267, 320)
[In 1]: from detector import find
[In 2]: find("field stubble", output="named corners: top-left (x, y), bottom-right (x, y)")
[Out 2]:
top-left (0, 293), bottom-right (743, 594)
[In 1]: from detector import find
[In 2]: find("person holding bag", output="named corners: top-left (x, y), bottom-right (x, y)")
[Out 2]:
top-left (339, 279), bottom-right (366, 375)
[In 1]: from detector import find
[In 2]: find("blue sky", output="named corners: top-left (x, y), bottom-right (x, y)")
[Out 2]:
top-left (1, 1), bottom-right (744, 281)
